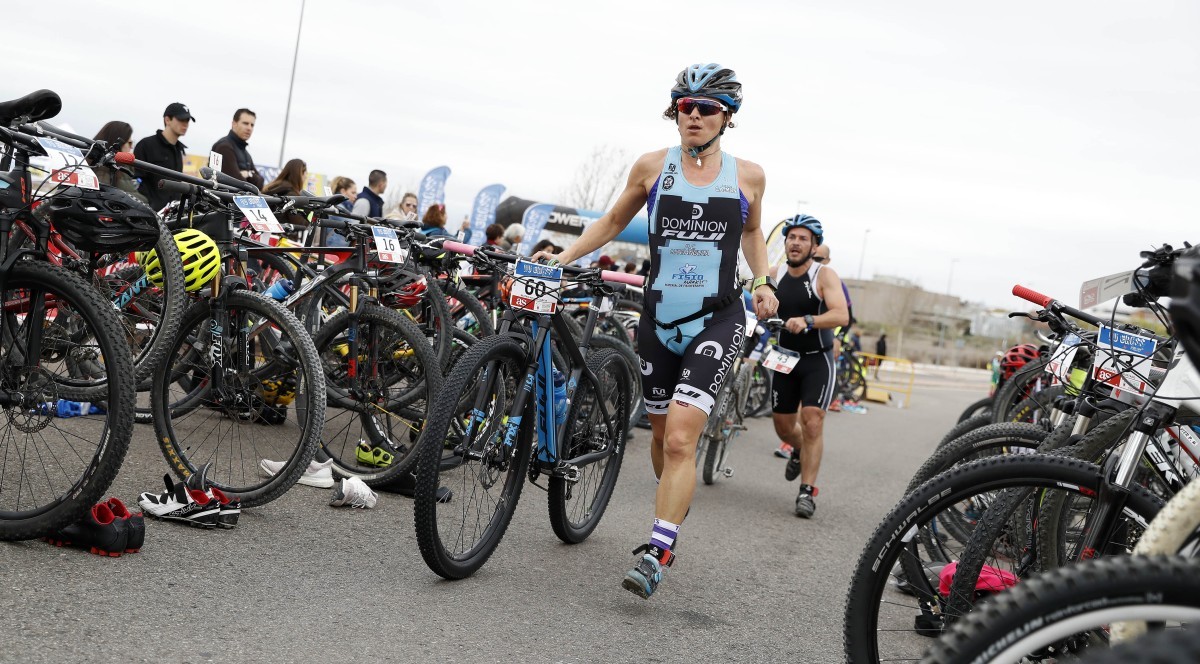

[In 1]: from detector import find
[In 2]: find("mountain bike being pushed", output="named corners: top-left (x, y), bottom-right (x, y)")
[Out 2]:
top-left (697, 314), bottom-right (783, 485)
top-left (412, 240), bottom-right (643, 579)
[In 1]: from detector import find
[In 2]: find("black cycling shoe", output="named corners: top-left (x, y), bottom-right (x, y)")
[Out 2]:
top-left (785, 451), bottom-right (801, 482)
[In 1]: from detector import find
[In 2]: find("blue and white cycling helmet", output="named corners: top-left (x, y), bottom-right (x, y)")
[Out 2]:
top-left (780, 214), bottom-right (824, 245)
top-left (671, 64), bottom-right (742, 113)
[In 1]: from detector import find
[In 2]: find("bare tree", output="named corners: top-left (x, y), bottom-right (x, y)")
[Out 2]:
top-left (560, 144), bottom-right (631, 211)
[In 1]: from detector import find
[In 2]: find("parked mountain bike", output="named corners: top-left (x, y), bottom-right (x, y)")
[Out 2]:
top-left (123, 155), bottom-right (328, 507)
top-left (0, 90), bottom-right (136, 540)
top-left (412, 240), bottom-right (642, 579)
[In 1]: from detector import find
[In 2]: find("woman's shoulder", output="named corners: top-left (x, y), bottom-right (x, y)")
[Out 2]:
top-left (734, 157), bottom-right (765, 186)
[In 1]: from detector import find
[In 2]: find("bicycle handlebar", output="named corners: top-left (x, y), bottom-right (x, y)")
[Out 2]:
top-left (1012, 283), bottom-right (1105, 328)
top-left (439, 240), bottom-right (646, 286)
top-left (198, 166), bottom-right (261, 194)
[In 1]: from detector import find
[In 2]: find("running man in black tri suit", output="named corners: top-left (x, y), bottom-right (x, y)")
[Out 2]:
top-left (535, 64), bottom-right (778, 599)
top-left (770, 215), bottom-right (848, 518)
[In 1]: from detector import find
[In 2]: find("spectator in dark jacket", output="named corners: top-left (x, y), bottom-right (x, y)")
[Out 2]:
top-left (211, 108), bottom-right (265, 189)
top-left (133, 102), bottom-right (193, 210)
top-left (352, 169), bottom-right (387, 217)
top-left (485, 223), bottom-right (504, 246)
top-left (89, 121), bottom-right (146, 203)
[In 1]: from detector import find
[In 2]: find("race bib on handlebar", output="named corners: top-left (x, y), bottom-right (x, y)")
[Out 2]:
top-left (1044, 333), bottom-right (1082, 383)
top-left (37, 137), bottom-right (99, 190)
top-left (761, 346), bottom-right (800, 374)
top-left (235, 196), bottom-right (284, 234)
top-left (371, 226), bottom-right (408, 264)
top-left (509, 259), bottom-right (563, 314)
top-left (1092, 325), bottom-right (1158, 404)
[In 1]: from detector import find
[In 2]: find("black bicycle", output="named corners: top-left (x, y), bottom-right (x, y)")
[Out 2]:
top-left (412, 240), bottom-right (641, 579)
top-left (0, 90), bottom-right (136, 540)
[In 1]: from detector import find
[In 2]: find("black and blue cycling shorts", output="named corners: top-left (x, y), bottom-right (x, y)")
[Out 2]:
top-left (636, 301), bottom-right (749, 416)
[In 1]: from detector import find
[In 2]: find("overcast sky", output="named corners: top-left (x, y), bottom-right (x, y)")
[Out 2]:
top-left (3, 0), bottom-right (1195, 308)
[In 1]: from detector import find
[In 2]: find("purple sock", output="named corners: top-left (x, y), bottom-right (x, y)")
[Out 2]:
top-left (649, 518), bottom-right (680, 553)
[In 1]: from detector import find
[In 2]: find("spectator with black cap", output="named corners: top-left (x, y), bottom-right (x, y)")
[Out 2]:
top-left (211, 108), bottom-right (265, 189)
top-left (133, 102), bottom-right (193, 210)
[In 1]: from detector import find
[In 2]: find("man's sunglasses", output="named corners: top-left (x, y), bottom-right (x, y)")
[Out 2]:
top-left (676, 97), bottom-right (728, 117)
top-left (813, 256), bottom-right (828, 263)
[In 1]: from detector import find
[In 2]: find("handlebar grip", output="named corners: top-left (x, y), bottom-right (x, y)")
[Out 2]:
top-left (316, 218), bottom-right (351, 231)
top-left (1012, 284), bottom-right (1052, 307)
top-left (600, 270), bottom-right (645, 287)
top-left (157, 180), bottom-right (198, 196)
top-left (441, 241), bottom-right (476, 256)
top-left (114, 151), bottom-right (134, 165)
top-left (199, 166), bottom-right (260, 193)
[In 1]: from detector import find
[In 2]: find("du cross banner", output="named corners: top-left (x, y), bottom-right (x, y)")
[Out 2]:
top-left (517, 203), bottom-right (555, 256)
top-left (466, 184), bottom-right (506, 246)
top-left (417, 166), bottom-right (452, 219)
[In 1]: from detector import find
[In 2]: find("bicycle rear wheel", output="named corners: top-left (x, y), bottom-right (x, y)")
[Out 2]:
top-left (0, 261), bottom-right (135, 540)
top-left (151, 290), bottom-right (325, 507)
top-left (548, 348), bottom-right (630, 543)
top-left (311, 303), bottom-right (442, 483)
top-left (413, 334), bottom-right (533, 579)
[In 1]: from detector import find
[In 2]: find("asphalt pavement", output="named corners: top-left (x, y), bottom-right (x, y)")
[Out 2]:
top-left (0, 375), bottom-right (987, 663)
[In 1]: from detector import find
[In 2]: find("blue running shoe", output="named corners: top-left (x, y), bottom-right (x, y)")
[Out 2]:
top-left (622, 545), bottom-right (672, 599)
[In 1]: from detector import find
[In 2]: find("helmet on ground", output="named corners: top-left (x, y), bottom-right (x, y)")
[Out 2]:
top-left (42, 184), bottom-right (160, 253)
top-left (139, 228), bottom-right (220, 292)
top-left (780, 214), bottom-right (824, 245)
top-left (1000, 343), bottom-right (1040, 380)
top-left (671, 64), bottom-right (742, 112)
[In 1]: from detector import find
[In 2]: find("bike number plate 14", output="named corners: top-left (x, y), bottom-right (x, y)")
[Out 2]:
top-left (234, 196), bottom-right (284, 234)
top-left (761, 346), bottom-right (800, 374)
top-left (509, 260), bottom-right (563, 314)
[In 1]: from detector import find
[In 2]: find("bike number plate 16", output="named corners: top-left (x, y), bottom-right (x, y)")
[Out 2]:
top-left (509, 260), bottom-right (563, 314)
top-left (234, 196), bottom-right (284, 234)
top-left (761, 346), bottom-right (801, 374)
top-left (371, 226), bottom-right (408, 264)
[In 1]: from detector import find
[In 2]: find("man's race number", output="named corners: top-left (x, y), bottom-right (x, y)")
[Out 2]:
top-left (234, 196), bottom-right (284, 234)
top-left (508, 260), bottom-right (563, 314)
top-left (761, 346), bottom-right (801, 374)
top-left (371, 226), bottom-right (408, 264)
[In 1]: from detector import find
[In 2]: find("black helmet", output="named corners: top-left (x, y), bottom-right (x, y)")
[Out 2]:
top-left (671, 64), bottom-right (742, 112)
top-left (41, 184), bottom-right (160, 253)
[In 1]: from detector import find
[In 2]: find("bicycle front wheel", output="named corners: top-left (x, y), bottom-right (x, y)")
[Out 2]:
top-left (0, 261), bottom-right (135, 540)
top-left (548, 347), bottom-right (631, 543)
top-left (151, 290), bottom-right (326, 507)
top-left (926, 556), bottom-right (1200, 663)
top-left (413, 334), bottom-right (533, 579)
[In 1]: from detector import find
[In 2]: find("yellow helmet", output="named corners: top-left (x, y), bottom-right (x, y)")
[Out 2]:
top-left (139, 228), bottom-right (221, 292)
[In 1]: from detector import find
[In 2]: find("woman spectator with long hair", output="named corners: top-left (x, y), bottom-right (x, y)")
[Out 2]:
top-left (89, 121), bottom-right (147, 203)
top-left (263, 159), bottom-right (309, 239)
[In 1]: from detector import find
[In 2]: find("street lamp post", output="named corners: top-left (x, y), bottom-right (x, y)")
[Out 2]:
top-left (857, 228), bottom-right (870, 280)
top-left (278, 0), bottom-right (307, 167)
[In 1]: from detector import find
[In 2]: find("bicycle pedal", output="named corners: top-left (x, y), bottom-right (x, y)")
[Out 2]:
top-left (723, 467), bottom-right (734, 478)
